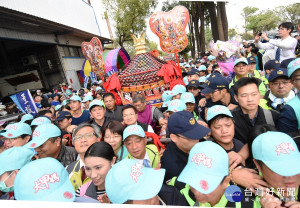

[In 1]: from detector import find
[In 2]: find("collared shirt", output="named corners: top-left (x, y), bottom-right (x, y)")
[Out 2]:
top-left (133, 151), bottom-right (151, 166)
top-left (256, 36), bottom-right (297, 63)
top-left (249, 110), bottom-right (259, 126)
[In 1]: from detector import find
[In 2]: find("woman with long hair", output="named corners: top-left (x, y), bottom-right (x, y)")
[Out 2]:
top-left (76, 142), bottom-right (116, 202)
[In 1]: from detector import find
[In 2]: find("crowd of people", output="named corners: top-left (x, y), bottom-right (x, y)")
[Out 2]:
top-left (0, 21), bottom-right (300, 207)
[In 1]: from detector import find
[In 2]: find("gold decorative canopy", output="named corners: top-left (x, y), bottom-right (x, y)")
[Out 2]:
top-left (131, 31), bottom-right (147, 55)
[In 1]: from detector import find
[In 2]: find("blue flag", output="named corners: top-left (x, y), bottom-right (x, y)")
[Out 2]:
top-left (84, 76), bottom-right (89, 89)
top-left (89, 72), bottom-right (97, 83)
top-left (10, 89), bottom-right (38, 116)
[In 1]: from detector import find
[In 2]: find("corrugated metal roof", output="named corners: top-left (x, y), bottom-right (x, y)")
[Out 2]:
top-left (0, 0), bottom-right (101, 36)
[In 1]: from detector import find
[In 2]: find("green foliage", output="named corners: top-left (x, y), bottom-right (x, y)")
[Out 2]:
top-left (228, 28), bottom-right (237, 39)
top-left (275, 3), bottom-right (300, 24)
top-left (241, 33), bottom-right (253, 41)
top-left (103, 0), bottom-right (157, 47)
top-left (241, 6), bottom-right (259, 19)
top-left (162, 0), bottom-right (191, 12)
top-left (246, 10), bottom-right (280, 33)
top-left (205, 27), bottom-right (213, 44)
top-left (146, 39), bottom-right (158, 52)
top-left (178, 33), bottom-right (191, 56)
top-left (122, 41), bottom-right (135, 58)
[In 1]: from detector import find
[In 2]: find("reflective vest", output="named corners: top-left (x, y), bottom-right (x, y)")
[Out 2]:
top-left (259, 99), bottom-right (273, 110)
top-left (229, 75), bottom-right (267, 96)
top-left (168, 177), bottom-right (242, 207)
top-left (67, 160), bottom-right (91, 191)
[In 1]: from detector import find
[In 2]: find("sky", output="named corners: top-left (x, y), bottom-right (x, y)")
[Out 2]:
top-left (91, 0), bottom-right (299, 50)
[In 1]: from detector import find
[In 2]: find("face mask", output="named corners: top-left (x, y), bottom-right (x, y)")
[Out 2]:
top-left (0, 171), bottom-right (14, 192)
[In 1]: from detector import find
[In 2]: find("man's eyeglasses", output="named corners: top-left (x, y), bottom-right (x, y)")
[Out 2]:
top-left (73, 132), bottom-right (95, 142)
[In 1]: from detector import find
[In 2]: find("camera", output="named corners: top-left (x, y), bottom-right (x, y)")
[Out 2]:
top-left (258, 32), bottom-right (262, 36)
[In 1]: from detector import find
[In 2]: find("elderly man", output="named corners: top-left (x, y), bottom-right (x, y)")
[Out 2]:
top-left (66, 123), bottom-right (101, 191)
top-left (132, 94), bottom-right (167, 131)
top-left (123, 125), bottom-right (160, 168)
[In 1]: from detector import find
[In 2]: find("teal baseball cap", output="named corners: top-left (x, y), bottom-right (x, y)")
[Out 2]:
top-left (178, 141), bottom-right (229, 194)
top-left (82, 95), bottom-right (93, 103)
top-left (14, 157), bottom-right (75, 202)
top-left (183, 76), bottom-right (189, 85)
top-left (172, 84), bottom-right (186, 96)
top-left (287, 58), bottom-right (300, 78)
top-left (185, 64), bottom-right (191, 68)
top-left (54, 105), bottom-right (62, 111)
top-left (0, 122), bottom-right (32, 138)
top-left (69, 95), bottom-right (82, 102)
top-left (0, 146), bottom-right (34, 176)
top-left (123, 125), bottom-right (145, 141)
top-left (207, 105), bottom-right (233, 122)
top-left (96, 86), bottom-right (102, 91)
top-left (181, 92), bottom-right (195, 104)
top-left (198, 76), bottom-right (207, 83)
top-left (208, 55), bottom-right (216, 61)
top-left (24, 124), bottom-right (61, 149)
top-left (167, 99), bottom-right (186, 112)
top-left (31, 116), bottom-right (52, 126)
top-left (65, 89), bottom-right (72, 96)
top-left (198, 65), bottom-right (207, 71)
top-left (20, 114), bottom-right (34, 123)
top-left (61, 99), bottom-right (69, 106)
top-left (252, 131), bottom-right (300, 177)
top-left (234, 57), bottom-right (248, 66)
top-left (89, 100), bottom-right (105, 111)
top-left (162, 90), bottom-right (174, 107)
top-left (105, 159), bottom-right (165, 204)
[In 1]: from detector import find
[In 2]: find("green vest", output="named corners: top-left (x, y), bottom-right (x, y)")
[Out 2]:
top-left (286, 95), bottom-right (300, 129)
top-left (193, 111), bottom-right (199, 120)
top-left (168, 177), bottom-right (242, 207)
top-left (125, 144), bottom-right (160, 168)
top-left (259, 99), bottom-right (272, 110)
top-left (250, 70), bottom-right (269, 86)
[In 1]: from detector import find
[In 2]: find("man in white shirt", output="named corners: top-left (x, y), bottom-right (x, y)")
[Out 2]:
top-left (255, 22), bottom-right (297, 63)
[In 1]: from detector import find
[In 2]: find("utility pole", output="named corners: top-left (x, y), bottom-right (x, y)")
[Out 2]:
top-left (105, 11), bottom-right (115, 48)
